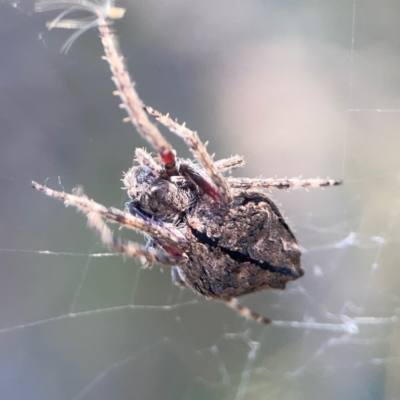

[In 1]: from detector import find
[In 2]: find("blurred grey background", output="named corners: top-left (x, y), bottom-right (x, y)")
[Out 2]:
top-left (1, 0), bottom-right (400, 399)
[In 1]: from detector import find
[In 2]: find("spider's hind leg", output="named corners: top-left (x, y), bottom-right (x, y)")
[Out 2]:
top-left (225, 298), bottom-right (271, 325)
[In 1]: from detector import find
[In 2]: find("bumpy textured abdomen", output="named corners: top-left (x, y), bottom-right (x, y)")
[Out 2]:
top-left (178, 191), bottom-right (304, 299)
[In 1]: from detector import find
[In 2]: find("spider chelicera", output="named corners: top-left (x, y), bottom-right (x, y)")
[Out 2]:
top-left (33, 0), bottom-right (342, 324)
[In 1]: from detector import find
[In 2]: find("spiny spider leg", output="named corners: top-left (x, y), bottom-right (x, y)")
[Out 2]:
top-left (227, 177), bottom-right (342, 190)
top-left (143, 105), bottom-right (232, 204)
top-left (32, 182), bottom-right (188, 253)
top-left (37, 1), bottom-right (179, 174)
top-left (214, 155), bottom-right (245, 172)
top-left (86, 212), bottom-right (185, 266)
top-left (97, 23), bottom-right (178, 176)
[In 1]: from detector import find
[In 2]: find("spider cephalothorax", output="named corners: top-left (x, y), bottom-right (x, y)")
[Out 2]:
top-left (124, 156), bottom-right (201, 224)
top-left (33, 0), bottom-right (341, 324)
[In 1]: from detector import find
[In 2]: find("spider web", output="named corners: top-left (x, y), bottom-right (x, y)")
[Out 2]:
top-left (1, 1), bottom-right (400, 399)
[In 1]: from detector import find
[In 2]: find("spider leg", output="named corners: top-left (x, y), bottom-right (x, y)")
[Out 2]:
top-left (86, 212), bottom-right (185, 266)
top-left (227, 177), bottom-right (342, 190)
top-left (143, 105), bottom-right (232, 205)
top-left (225, 298), bottom-right (271, 325)
top-left (37, 4), bottom-right (178, 174)
top-left (97, 23), bottom-right (179, 176)
top-left (32, 182), bottom-right (188, 253)
top-left (214, 155), bottom-right (245, 172)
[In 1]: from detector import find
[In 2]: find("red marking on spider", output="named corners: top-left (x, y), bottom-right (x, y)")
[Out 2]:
top-left (161, 151), bottom-right (175, 166)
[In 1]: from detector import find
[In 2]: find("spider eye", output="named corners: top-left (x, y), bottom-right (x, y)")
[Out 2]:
top-left (150, 186), bottom-right (164, 199)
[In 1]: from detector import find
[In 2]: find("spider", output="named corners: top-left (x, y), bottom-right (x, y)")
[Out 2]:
top-left (33, 0), bottom-right (342, 324)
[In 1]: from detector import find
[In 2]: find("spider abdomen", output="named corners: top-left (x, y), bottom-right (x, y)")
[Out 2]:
top-left (178, 191), bottom-right (304, 299)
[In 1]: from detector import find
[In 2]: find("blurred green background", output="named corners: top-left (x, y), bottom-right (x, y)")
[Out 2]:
top-left (1, 0), bottom-right (400, 399)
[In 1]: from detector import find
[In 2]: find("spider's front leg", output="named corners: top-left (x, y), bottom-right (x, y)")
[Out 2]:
top-left (32, 182), bottom-right (189, 263)
top-left (86, 212), bottom-right (186, 267)
top-left (214, 155), bottom-right (245, 172)
top-left (98, 23), bottom-right (179, 176)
